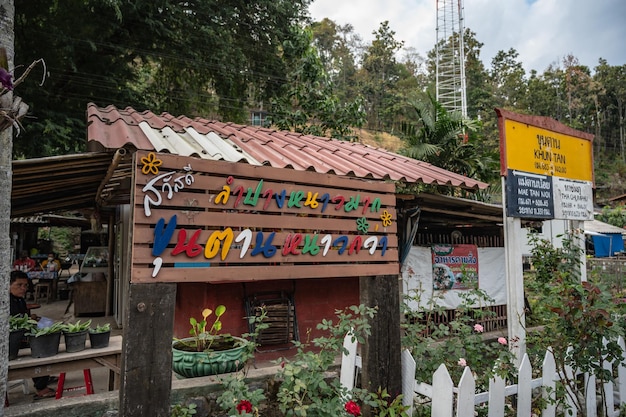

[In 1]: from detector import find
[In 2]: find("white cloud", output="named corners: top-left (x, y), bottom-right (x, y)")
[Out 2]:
top-left (308, 0), bottom-right (626, 73)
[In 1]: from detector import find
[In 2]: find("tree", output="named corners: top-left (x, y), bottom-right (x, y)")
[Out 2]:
top-left (14, 0), bottom-right (312, 158)
top-left (310, 18), bottom-right (363, 105)
top-left (489, 48), bottom-right (527, 110)
top-left (0, 0), bottom-right (15, 407)
top-left (595, 60), bottom-right (626, 161)
top-left (266, 26), bottom-right (365, 140)
top-left (400, 92), bottom-right (498, 185)
top-left (358, 21), bottom-right (404, 132)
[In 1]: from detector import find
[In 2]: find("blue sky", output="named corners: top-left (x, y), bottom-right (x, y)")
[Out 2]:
top-left (309, 0), bottom-right (626, 73)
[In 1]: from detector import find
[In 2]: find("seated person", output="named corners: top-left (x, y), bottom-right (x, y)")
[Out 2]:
top-left (40, 254), bottom-right (61, 272)
top-left (9, 270), bottom-right (57, 400)
top-left (13, 250), bottom-right (36, 272)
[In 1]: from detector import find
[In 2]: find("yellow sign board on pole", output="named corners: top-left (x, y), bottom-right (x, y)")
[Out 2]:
top-left (498, 109), bottom-right (594, 182)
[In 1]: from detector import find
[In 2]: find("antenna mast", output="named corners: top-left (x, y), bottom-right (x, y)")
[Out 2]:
top-left (436, 0), bottom-right (467, 117)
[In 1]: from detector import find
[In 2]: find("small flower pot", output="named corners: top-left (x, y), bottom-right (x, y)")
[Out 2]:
top-left (29, 332), bottom-right (62, 358)
top-left (64, 330), bottom-right (88, 353)
top-left (89, 330), bottom-right (111, 349)
top-left (9, 329), bottom-right (26, 360)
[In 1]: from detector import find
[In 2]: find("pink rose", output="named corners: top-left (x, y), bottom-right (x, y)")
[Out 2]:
top-left (473, 324), bottom-right (484, 333)
top-left (498, 337), bottom-right (507, 345)
top-left (458, 358), bottom-right (467, 367)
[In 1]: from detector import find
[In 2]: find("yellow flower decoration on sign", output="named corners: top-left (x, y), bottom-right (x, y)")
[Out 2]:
top-left (380, 210), bottom-right (393, 227)
top-left (141, 152), bottom-right (163, 175)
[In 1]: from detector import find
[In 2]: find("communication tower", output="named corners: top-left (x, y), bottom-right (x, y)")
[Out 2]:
top-left (436, 0), bottom-right (467, 117)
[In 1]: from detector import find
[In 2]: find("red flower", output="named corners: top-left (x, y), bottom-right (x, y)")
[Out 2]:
top-left (345, 400), bottom-right (361, 416)
top-left (236, 399), bottom-right (253, 414)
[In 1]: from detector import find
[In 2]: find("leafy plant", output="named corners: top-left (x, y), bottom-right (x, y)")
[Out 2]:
top-left (365, 388), bottom-right (410, 417)
top-left (216, 373), bottom-right (265, 416)
top-left (274, 304), bottom-right (376, 417)
top-left (90, 323), bottom-right (111, 334)
top-left (401, 285), bottom-right (517, 391)
top-left (170, 402), bottom-right (197, 417)
top-left (215, 307), bottom-right (269, 416)
top-left (27, 321), bottom-right (65, 337)
top-left (9, 314), bottom-right (37, 332)
top-left (525, 230), bottom-right (625, 416)
top-left (63, 319), bottom-right (92, 333)
top-left (175, 305), bottom-right (228, 352)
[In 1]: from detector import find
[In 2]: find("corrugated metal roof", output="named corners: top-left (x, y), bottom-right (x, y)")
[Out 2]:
top-left (86, 103), bottom-right (488, 190)
top-left (585, 219), bottom-right (626, 235)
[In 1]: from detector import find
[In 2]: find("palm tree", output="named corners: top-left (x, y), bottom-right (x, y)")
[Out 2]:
top-left (400, 92), bottom-right (497, 184)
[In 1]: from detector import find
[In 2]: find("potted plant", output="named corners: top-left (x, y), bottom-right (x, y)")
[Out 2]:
top-left (9, 314), bottom-right (36, 360)
top-left (172, 305), bottom-right (250, 378)
top-left (89, 323), bottom-right (112, 349)
top-left (62, 319), bottom-right (92, 353)
top-left (27, 321), bottom-right (65, 358)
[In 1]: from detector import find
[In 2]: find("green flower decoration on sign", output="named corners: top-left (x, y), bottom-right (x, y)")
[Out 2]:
top-left (356, 217), bottom-right (370, 234)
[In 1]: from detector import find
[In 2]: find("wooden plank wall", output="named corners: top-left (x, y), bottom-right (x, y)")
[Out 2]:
top-left (131, 151), bottom-right (399, 283)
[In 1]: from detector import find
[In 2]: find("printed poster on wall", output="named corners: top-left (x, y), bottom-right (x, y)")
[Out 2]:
top-left (431, 244), bottom-right (479, 290)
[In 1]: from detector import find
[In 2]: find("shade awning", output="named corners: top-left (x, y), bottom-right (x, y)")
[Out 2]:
top-left (11, 152), bottom-right (116, 217)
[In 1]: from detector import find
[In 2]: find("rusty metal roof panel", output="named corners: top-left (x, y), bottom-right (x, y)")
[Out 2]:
top-left (86, 103), bottom-right (488, 190)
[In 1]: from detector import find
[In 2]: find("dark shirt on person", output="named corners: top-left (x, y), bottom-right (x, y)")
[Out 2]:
top-left (10, 293), bottom-right (28, 317)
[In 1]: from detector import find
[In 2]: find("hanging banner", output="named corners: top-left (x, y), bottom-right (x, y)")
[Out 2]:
top-left (431, 244), bottom-right (479, 290)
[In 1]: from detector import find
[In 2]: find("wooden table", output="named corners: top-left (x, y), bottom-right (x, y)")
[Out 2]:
top-left (8, 335), bottom-right (122, 391)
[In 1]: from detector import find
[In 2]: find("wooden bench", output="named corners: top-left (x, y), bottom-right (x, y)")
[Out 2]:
top-left (8, 335), bottom-right (122, 393)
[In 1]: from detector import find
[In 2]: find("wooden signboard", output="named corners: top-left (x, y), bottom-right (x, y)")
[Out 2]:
top-left (130, 151), bottom-right (399, 283)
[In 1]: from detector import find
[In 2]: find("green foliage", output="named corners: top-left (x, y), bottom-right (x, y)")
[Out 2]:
top-left (90, 323), bottom-right (111, 334)
top-left (27, 321), bottom-right (65, 337)
top-left (216, 373), bottom-right (265, 416)
top-left (267, 26), bottom-right (366, 140)
top-left (399, 92), bottom-right (499, 185)
top-left (63, 319), bottom-right (92, 333)
top-left (275, 304), bottom-right (376, 417)
top-left (170, 402), bottom-right (197, 417)
top-left (214, 307), bottom-right (268, 416)
top-left (365, 388), bottom-right (410, 417)
top-left (526, 230), bottom-right (626, 415)
top-left (9, 314), bottom-right (37, 332)
top-left (359, 21), bottom-right (405, 132)
top-left (14, 0), bottom-right (313, 158)
top-left (185, 306), bottom-right (227, 352)
top-left (402, 287), bottom-right (517, 392)
top-left (596, 205), bottom-right (626, 228)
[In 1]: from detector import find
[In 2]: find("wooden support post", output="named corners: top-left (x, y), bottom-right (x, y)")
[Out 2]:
top-left (359, 275), bottom-right (402, 401)
top-left (120, 282), bottom-right (176, 417)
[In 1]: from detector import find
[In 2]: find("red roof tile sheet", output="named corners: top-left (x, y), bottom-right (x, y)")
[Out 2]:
top-left (86, 103), bottom-right (488, 190)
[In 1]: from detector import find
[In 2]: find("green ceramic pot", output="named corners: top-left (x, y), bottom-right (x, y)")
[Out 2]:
top-left (172, 336), bottom-right (248, 378)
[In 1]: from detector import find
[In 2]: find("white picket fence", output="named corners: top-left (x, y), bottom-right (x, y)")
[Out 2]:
top-left (341, 334), bottom-right (626, 417)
